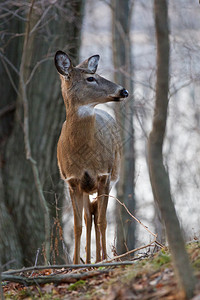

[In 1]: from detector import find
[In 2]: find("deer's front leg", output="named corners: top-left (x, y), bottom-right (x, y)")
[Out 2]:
top-left (69, 181), bottom-right (83, 264)
top-left (97, 175), bottom-right (110, 261)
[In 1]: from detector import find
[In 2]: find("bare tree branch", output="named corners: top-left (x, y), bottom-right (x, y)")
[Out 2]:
top-left (97, 194), bottom-right (159, 240)
top-left (0, 6), bottom-right (27, 22)
top-left (0, 103), bottom-right (16, 118)
top-left (0, 57), bottom-right (20, 96)
top-left (106, 238), bottom-right (157, 262)
top-left (29, 6), bottom-right (52, 36)
top-left (0, 33), bottom-right (25, 50)
top-left (0, 52), bottom-right (20, 76)
top-left (26, 55), bottom-right (53, 85)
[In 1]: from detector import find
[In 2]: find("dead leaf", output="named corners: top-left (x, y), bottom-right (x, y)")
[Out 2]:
top-left (42, 283), bottom-right (55, 293)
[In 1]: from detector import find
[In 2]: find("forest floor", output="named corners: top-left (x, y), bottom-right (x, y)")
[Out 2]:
top-left (2, 241), bottom-right (200, 300)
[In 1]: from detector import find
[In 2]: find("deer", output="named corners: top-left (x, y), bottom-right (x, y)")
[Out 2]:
top-left (54, 50), bottom-right (129, 264)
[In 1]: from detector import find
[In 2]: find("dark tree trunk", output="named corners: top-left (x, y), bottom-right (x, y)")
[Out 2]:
top-left (0, 0), bottom-right (84, 269)
top-left (0, 4), bottom-right (24, 268)
top-left (112, 0), bottom-right (135, 256)
top-left (148, 1), bottom-right (195, 298)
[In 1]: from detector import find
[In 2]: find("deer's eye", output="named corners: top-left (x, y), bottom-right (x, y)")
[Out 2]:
top-left (87, 77), bottom-right (95, 82)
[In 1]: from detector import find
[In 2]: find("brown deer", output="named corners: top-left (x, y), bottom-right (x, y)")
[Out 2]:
top-left (55, 50), bottom-right (128, 264)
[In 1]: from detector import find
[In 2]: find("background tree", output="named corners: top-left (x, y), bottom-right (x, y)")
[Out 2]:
top-left (148, 0), bottom-right (195, 298)
top-left (1, 0), bottom-right (200, 270)
top-left (111, 0), bottom-right (135, 256)
top-left (0, 0), bottom-right (84, 268)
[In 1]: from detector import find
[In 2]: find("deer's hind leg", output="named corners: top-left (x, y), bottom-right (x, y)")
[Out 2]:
top-left (97, 175), bottom-right (110, 261)
top-left (83, 194), bottom-right (92, 263)
top-left (91, 199), bottom-right (101, 262)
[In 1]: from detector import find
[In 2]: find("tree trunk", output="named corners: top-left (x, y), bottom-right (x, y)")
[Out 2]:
top-left (112, 0), bottom-right (135, 256)
top-left (148, 1), bottom-right (195, 298)
top-left (0, 3), bottom-right (23, 268)
top-left (0, 0), bottom-right (84, 268)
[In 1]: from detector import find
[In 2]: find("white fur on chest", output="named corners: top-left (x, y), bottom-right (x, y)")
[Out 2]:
top-left (77, 104), bottom-right (95, 118)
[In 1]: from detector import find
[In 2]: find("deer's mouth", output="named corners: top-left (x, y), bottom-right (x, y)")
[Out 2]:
top-left (109, 89), bottom-right (129, 101)
top-left (113, 97), bottom-right (121, 101)
top-left (108, 96), bottom-right (122, 102)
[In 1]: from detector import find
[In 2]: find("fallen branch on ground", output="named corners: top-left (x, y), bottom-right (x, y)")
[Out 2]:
top-left (1, 245), bottom-right (159, 286)
top-left (2, 270), bottom-right (109, 285)
top-left (3, 261), bottom-right (135, 275)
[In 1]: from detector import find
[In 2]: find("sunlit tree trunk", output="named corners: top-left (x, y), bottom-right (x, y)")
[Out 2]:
top-left (0, 0), bottom-right (84, 268)
top-left (112, 0), bottom-right (135, 256)
top-left (148, 1), bottom-right (195, 298)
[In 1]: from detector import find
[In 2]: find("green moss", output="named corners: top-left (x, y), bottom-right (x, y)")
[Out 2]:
top-left (152, 250), bottom-right (171, 268)
top-left (186, 240), bottom-right (200, 250)
top-left (67, 280), bottom-right (86, 291)
top-left (4, 288), bottom-right (33, 299)
top-left (192, 257), bottom-right (200, 269)
top-left (98, 266), bottom-right (106, 270)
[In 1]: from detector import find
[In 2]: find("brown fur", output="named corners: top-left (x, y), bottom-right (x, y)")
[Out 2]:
top-left (55, 51), bottom-right (128, 263)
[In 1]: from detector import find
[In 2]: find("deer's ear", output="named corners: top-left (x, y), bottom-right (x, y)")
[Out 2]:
top-left (87, 55), bottom-right (100, 73)
top-left (55, 51), bottom-right (72, 77)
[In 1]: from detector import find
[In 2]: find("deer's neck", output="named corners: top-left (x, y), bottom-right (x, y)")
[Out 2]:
top-left (65, 104), bottom-right (96, 145)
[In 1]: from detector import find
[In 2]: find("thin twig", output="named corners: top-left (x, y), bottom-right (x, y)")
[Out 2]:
top-left (30, 249), bottom-right (40, 277)
top-left (97, 194), bottom-right (158, 238)
top-left (96, 194), bottom-right (164, 253)
top-left (105, 238), bottom-right (157, 262)
top-left (0, 33), bottom-right (25, 50)
top-left (0, 103), bottom-right (16, 118)
top-left (29, 6), bottom-right (51, 36)
top-left (0, 56), bottom-right (20, 97)
top-left (0, 52), bottom-right (20, 76)
top-left (26, 56), bottom-right (53, 85)
top-left (0, 6), bottom-right (27, 22)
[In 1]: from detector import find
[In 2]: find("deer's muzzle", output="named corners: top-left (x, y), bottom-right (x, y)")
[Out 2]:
top-left (120, 88), bottom-right (129, 98)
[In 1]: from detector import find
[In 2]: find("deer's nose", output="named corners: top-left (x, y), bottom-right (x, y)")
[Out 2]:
top-left (120, 88), bottom-right (129, 98)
